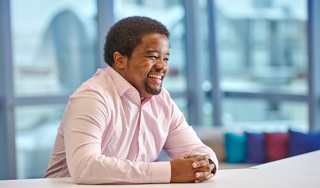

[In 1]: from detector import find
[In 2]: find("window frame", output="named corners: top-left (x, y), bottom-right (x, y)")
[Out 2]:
top-left (0, 0), bottom-right (16, 180)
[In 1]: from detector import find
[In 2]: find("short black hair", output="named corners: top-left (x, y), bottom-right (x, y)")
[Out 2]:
top-left (104, 16), bottom-right (170, 66)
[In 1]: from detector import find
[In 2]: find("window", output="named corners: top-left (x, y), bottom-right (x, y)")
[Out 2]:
top-left (11, 0), bottom-right (98, 97)
top-left (210, 0), bottom-right (309, 129)
top-left (10, 0), bottom-right (98, 179)
top-left (15, 105), bottom-right (66, 178)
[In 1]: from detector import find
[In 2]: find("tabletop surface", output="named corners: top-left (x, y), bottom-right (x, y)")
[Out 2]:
top-left (253, 150), bottom-right (320, 176)
top-left (1, 150), bottom-right (320, 188)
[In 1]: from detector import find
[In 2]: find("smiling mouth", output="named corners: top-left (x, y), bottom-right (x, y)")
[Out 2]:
top-left (148, 75), bottom-right (162, 80)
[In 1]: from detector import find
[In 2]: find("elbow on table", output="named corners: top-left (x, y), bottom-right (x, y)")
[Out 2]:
top-left (69, 162), bottom-right (94, 184)
top-left (70, 171), bottom-right (86, 184)
top-left (68, 154), bottom-right (98, 184)
top-left (70, 171), bottom-right (94, 185)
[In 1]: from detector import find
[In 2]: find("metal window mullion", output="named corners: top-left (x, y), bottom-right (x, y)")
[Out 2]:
top-left (97, 0), bottom-right (114, 68)
top-left (15, 95), bottom-right (70, 106)
top-left (223, 91), bottom-right (308, 102)
top-left (184, 0), bottom-right (204, 125)
top-left (208, 0), bottom-right (222, 126)
top-left (0, 0), bottom-right (16, 180)
top-left (168, 91), bottom-right (190, 99)
top-left (307, 0), bottom-right (320, 131)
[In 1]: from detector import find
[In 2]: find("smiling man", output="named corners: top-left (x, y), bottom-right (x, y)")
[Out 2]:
top-left (112, 33), bottom-right (169, 99)
top-left (44, 16), bottom-right (218, 184)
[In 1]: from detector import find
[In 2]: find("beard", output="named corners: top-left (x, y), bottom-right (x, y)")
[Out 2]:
top-left (145, 78), bottom-right (162, 95)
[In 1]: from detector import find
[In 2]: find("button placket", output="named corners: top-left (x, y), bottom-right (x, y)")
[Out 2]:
top-left (135, 105), bottom-right (142, 162)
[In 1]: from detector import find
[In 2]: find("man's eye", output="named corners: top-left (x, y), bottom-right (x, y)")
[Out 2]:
top-left (164, 58), bottom-right (169, 62)
top-left (149, 56), bottom-right (157, 59)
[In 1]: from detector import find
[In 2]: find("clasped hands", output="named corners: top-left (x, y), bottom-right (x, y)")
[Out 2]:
top-left (170, 154), bottom-right (215, 183)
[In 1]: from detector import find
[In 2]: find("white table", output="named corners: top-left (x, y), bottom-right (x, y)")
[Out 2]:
top-left (253, 150), bottom-right (320, 176)
top-left (1, 151), bottom-right (320, 188)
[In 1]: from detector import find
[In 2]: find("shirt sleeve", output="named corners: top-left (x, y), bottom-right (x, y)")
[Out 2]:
top-left (163, 98), bottom-right (219, 173)
top-left (63, 90), bottom-right (171, 184)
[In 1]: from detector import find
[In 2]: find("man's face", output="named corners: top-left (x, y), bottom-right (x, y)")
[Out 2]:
top-left (120, 33), bottom-right (170, 99)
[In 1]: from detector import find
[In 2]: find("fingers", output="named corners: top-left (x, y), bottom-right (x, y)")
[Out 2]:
top-left (194, 171), bottom-right (215, 183)
top-left (195, 171), bottom-right (212, 178)
top-left (177, 154), bottom-right (210, 161)
top-left (191, 154), bottom-right (211, 168)
top-left (194, 173), bottom-right (214, 183)
top-left (193, 163), bottom-right (215, 183)
top-left (176, 154), bottom-right (199, 159)
top-left (195, 163), bottom-right (214, 173)
top-left (204, 173), bottom-right (214, 181)
top-left (195, 165), bottom-right (214, 177)
top-left (195, 172), bottom-right (205, 178)
top-left (192, 160), bottom-right (207, 168)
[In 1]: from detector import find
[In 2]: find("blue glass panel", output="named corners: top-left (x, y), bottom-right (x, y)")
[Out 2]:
top-left (11, 0), bottom-right (98, 97)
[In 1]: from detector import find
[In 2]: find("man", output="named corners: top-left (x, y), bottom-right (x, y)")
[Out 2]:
top-left (44, 16), bottom-right (218, 184)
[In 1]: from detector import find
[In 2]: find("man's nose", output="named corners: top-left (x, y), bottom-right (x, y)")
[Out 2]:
top-left (154, 59), bottom-right (168, 72)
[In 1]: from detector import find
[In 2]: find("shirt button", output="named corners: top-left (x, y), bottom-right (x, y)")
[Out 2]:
top-left (133, 90), bottom-right (137, 94)
top-left (139, 132), bottom-right (142, 137)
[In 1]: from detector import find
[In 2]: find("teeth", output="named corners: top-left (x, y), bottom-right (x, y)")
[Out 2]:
top-left (149, 75), bottom-right (162, 79)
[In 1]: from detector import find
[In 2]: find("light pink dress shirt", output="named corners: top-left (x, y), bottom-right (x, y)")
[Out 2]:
top-left (44, 66), bottom-right (218, 184)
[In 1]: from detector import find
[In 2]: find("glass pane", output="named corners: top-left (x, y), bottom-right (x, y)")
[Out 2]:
top-left (173, 97), bottom-right (189, 123)
top-left (215, 0), bottom-right (308, 95)
top-left (15, 104), bottom-right (66, 179)
top-left (114, 0), bottom-right (187, 92)
top-left (198, 0), bottom-right (215, 126)
top-left (11, 0), bottom-right (98, 97)
top-left (222, 98), bottom-right (308, 132)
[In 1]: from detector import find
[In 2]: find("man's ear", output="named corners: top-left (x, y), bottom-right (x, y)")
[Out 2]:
top-left (113, 51), bottom-right (126, 70)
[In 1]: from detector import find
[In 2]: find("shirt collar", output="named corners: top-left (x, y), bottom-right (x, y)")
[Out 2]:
top-left (106, 66), bottom-right (137, 97)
